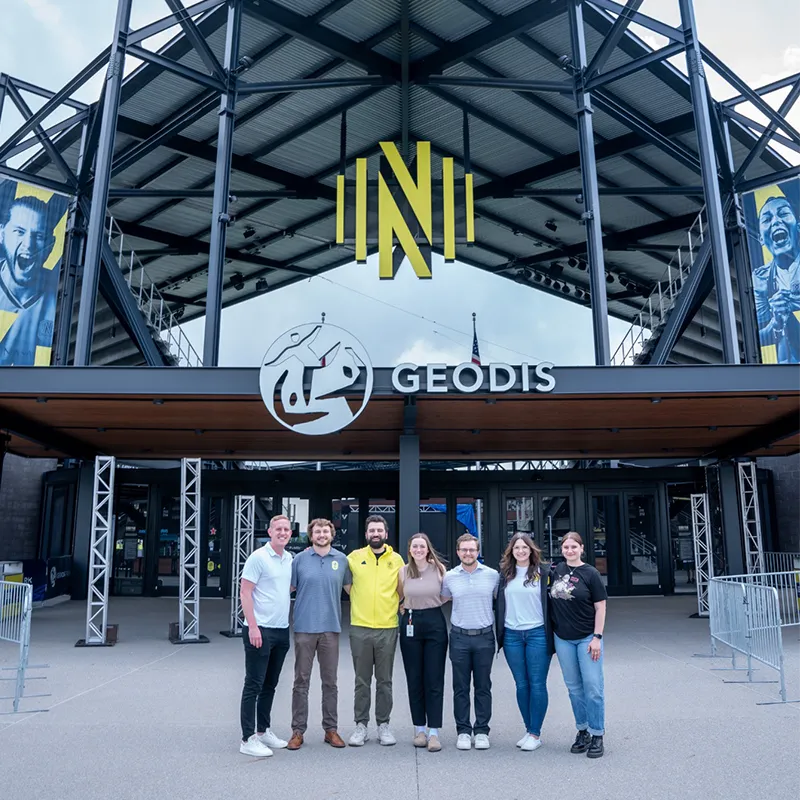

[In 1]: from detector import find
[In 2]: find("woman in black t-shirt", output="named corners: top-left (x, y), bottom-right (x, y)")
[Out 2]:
top-left (549, 531), bottom-right (607, 759)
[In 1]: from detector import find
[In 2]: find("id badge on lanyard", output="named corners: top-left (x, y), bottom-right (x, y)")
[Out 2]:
top-left (406, 609), bottom-right (414, 638)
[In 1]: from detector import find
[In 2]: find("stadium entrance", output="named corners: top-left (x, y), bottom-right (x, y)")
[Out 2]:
top-left (37, 459), bottom-right (737, 600)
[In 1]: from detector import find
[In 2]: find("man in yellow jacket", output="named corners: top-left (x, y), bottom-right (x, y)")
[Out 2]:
top-left (346, 514), bottom-right (405, 746)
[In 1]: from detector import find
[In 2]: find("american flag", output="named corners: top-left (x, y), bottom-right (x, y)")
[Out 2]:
top-left (471, 313), bottom-right (481, 366)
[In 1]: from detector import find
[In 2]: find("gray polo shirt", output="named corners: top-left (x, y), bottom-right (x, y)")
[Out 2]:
top-left (442, 562), bottom-right (500, 629)
top-left (291, 548), bottom-right (352, 634)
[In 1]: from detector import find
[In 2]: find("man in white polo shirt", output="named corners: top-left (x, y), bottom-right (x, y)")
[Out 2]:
top-left (239, 514), bottom-right (293, 757)
top-left (442, 533), bottom-right (500, 751)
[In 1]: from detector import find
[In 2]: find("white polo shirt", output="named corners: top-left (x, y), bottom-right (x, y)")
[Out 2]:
top-left (241, 542), bottom-right (293, 628)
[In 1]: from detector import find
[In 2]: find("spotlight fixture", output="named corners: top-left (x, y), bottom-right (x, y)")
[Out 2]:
top-left (700, 324), bottom-right (707, 338)
top-left (243, 226), bottom-right (256, 239)
top-left (605, 273), bottom-right (614, 284)
top-left (543, 277), bottom-right (552, 287)
top-left (256, 278), bottom-right (268, 292)
top-left (544, 219), bottom-right (557, 232)
top-left (534, 273), bottom-right (543, 283)
top-left (561, 284), bottom-right (571, 295)
top-left (174, 304), bottom-right (185, 320)
top-left (578, 260), bottom-right (587, 271)
top-left (651, 397), bottom-right (662, 404)
top-left (153, 399), bottom-right (164, 406)
top-left (552, 281), bottom-right (562, 291)
top-left (231, 272), bottom-right (245, 291)
top-left (522, 267), bottom-right (532, 279)
top-left (567, 257), bottom-right (579, 268)
top-left (767, 395), bottom-right (778, 401)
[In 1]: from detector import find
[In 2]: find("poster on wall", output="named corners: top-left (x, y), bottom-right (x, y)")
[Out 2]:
top-left (0, 177), bottom-right (69, 366)
top-left (742, 176), bottom-right (800, 364)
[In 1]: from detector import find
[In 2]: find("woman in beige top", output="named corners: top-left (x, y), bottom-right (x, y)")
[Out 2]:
top-left (397, 533), bottom-right (449, 752)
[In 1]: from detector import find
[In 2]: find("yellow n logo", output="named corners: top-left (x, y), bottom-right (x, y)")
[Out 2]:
top-left (336, 141), bottom-right (475, 279)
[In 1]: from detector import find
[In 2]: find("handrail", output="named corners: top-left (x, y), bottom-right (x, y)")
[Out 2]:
top-left (106, 216), bottom-right (202, 367)
top-left (610, 206), bottom-right (708, 366)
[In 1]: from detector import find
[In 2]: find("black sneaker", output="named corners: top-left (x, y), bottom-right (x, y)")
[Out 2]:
top-left (587, 735), bottom-right (604, 759)
top-left (570, 730), bottom-right (591, 753)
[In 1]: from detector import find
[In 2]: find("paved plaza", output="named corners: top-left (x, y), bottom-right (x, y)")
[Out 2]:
top-left (1, 595), bottom-right (798, 800)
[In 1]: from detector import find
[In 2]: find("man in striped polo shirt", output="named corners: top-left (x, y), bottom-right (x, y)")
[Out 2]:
top-left (442, 533), bottom-right (500, 751)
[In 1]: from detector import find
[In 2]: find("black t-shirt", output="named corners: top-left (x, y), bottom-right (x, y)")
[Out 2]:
top-left (548, 563), bottom-right (607, 641)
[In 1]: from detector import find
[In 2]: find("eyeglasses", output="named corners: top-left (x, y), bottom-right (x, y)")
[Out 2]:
top-left (458, 548), bottom-right (478, 554)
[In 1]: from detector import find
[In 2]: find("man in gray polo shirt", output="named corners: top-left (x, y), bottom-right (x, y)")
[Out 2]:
top-left (287, 517), bottom-right (352, 750)
top-left (442, 533), bottom-right (500, 751)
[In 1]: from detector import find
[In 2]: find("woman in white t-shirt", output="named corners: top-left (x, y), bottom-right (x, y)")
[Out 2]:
top-left (494, 532), bottom-right (554, 752)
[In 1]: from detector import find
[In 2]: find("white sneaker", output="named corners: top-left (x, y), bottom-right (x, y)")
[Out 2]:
top-left (378, 723), bottom-right (397, 746)
top-left (520, 735), bottom-right (542, 752)
top-left (258, 729), bottom-right (287, 749)
top-left (456, 733), bottom-right (472, 750)
top-left (516, 733), bottom-right (529, 748)
top-left (240, 734), bottom-right (273, 757)
top-left (349, 723), bottom-right (369, 747)
top-left (474, 733), bottom-right (490, 750)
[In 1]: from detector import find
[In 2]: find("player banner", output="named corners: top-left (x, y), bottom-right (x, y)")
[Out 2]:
top-left (0, 177), bottom-right (69, 366)
top-left (742, 176), bottom-right (800, 364)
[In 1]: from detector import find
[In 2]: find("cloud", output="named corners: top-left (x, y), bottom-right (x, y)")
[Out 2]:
top-left (784, 46), bottom-right (800, 71)
top-left (396, 338), bottom-right (465, 366)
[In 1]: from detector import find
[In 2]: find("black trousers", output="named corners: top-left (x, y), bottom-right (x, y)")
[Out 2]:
top-left (240, 625), bottom-right (290, 741)
top-left (449, 629), bottom-right (495, 736)
top-left (399, 608), bottom-right (448, 728)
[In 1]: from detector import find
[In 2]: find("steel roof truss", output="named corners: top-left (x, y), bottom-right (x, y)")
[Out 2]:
top-left (163, 0), bottom-right (226, 83)
top-left (589, 0), bottom-right (685, 44)
top-left (128, 0), bottom-right (226, 46)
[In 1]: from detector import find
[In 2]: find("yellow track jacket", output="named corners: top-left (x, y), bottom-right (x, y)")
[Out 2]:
top-left (347, 545), bottom-right (405, 628)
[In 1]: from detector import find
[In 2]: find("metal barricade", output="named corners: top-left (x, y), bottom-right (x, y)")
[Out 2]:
top-left (0, 580), bottom-right (48, 714)
top-left (763, 551), bottom-right (800, 576)
top-left (709, 573), bottom-right (798, 705)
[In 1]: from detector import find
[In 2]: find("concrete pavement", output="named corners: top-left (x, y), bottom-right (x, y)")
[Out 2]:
top-left (1, 595), bottom-right (798, 800)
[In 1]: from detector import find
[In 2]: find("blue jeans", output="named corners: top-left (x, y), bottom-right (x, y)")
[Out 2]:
top-left (554, 633), bottom-right (605, 736)
top-left (503, 626), bottom-right (551, 737)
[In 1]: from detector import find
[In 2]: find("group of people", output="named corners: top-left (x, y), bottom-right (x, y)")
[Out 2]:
top-left (238, 514), bottom-right (608, 760)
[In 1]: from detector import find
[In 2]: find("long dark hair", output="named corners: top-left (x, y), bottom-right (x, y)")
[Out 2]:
top-left (500, 533), bottom-right (542, 586)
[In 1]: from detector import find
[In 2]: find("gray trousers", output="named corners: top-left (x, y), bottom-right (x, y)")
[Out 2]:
top-left (291, 632), bottom-right (340, 734)
top-left (349, 626), bottom-right (398, 726)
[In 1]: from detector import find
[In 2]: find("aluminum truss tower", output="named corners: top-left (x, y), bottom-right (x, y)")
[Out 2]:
top-left (221, 495), bottom-right (255, 638)
top-left (737, 461), bottom-right (764, 575)
top-left (77, 456), bottom-right (116, 647)
top-left (174, 457), bottom-right (208, 643)
top-left (690, 492), bottom-right (713, 617)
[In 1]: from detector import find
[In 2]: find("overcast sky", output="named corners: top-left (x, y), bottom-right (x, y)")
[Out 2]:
top-left (2, 0), bottom-right (798, 366)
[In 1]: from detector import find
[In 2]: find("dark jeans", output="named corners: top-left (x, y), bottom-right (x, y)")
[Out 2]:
top-left (240, 625), bottom-right (290, 741)
top-left (399, 608), bottom-right (448, 728)
top-left (503, 626), bottom-right (551, 736)
top-left (449, 629), bottom-right (495, 736)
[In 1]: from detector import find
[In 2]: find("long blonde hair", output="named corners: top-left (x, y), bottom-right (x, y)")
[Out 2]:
top-left (405, 533), bottom-right (447, 579)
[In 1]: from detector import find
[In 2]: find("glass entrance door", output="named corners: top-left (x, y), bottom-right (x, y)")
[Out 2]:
top-left (504, 492), bottom-right (573, 563)
top-left (589, 490), bottom-right (662, 595)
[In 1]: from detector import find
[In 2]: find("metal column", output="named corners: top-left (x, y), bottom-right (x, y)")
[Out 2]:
top-left (398, 435), bottom-right (420, 558)
top-left (737, 462), bottom-right (764, 574)
top-left (569, 0), bottom-right (611, 365)
top-left (221, 495), bottom-right (254, 638)
top-left (202, 0), bottom-right (242, 366)
top-left (73, 0), bottom-right (132, 366)
top-left (722, 119), bottom-right (761, 365)
top-left (690, 493), bottom-right (713, 617)
top-left (77, 456), bottom-right (116, 647)
top-left (174, 458), bottom-right (209, 643)
top-left (678, 0), bottom-right (739, 364)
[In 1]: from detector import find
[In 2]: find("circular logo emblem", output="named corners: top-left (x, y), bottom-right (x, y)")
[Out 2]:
top-left (259, 323), bottom-right (373, 436)
top-left (332, 561), bottom-right (339, 571)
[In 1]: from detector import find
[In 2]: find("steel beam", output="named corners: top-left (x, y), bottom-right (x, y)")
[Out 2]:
top-left (412, 0), bottom-right (567, 78)
top-left (587, 42), bottom-right (685, 90)
top-left (0, 112), bottom-right (87, 162)
top-left (74, 0), bottom-right (132, 367)
top-left (126, 44), bottom-right (225, 91)
top-left (164, 0), bottom-right (226, 82)
top-left (649, 237), bottom-right (713, 365)
top-left (723, 71), bottom-right (800, 108)
top-left (737, 165), bottom-right (800, 194)
top-left (690, 492), bottom-right (713, 617)
top-left (237, 76), bottom-right (390, 95)
top-left (678, 0), bottom-right (739, 365)
top-left (724, 109), bottom-right (800, 158)
top-left (737, 462), bottom-right (764, 575)
top-left (586, 0), bottom-right (644, 79)
top-left (204, 0), bottom-right (241, 367)
top-left (569, 0), bottom-right (611, 365)
top-left (425, 76), bottom-right (572, 93)
top-left (589, 0), bottom-right (684, 43)
top-left (128, 0), bottom-right (225, 46)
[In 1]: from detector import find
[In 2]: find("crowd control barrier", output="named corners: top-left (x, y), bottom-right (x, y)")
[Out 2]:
top-left (0, 580), bottom-right (49, 714)
top-left (709, 572), bottom-right (799, 705)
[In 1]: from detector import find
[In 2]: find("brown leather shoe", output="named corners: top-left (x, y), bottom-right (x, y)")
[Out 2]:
top-left (324, 729), bottom-right (346, 748)
top-left (286, 731), bottom-right (303, 750)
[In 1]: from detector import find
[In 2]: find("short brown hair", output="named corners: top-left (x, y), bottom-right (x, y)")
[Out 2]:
top-left (365, 514), bottom-right (387, 533)
top-left (561, 531), bottom-right (584, 547)
top-left (307, 517), bottom-right (333, 536)
top-left (269, 514), bottom-right (291, 529)
top-left (456, 533), bottom-right (480, 551)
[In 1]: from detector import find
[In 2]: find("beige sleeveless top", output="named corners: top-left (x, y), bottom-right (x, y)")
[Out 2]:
top-left (400, 564), bottom-right (445, 609)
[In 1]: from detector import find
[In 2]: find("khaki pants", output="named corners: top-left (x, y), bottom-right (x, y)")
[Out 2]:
top-left (291, 632), bottom-right (340, 734)
top-left (350, 626), bottom-right (398, 726)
